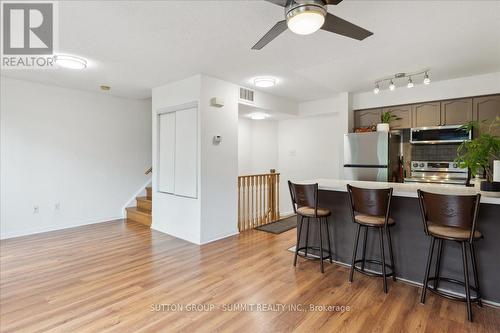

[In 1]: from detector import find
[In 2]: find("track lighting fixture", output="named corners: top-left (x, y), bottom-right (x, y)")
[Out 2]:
top-left (407, 77), bottom-right (414, 88)
top-left (389, 80), bottom-right (395, 91)
top-left (423, 72), bottom-right (431, 85)
top-left (373, 70), bottom-right (430, 94)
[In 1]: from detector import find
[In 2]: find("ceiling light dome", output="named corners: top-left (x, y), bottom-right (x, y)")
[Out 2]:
top-left (254, 77), bottom-right (277, 88)
top-left (248, 112), bottom-right (269, 120)
top-left (54, 55), bottom-right (87, 70)
top-left (286, 3), bottom-right (327, 35)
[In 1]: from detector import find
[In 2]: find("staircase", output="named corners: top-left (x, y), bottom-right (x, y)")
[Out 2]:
top-left (126, 186), bottom-right (152, 226)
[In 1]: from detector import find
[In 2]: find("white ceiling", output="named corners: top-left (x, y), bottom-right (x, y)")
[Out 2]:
top-left (2, 0), bottom-right (500, 101)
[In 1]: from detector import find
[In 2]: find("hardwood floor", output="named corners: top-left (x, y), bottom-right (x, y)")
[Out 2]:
top-left (1, 220), bottom-right (499, 333)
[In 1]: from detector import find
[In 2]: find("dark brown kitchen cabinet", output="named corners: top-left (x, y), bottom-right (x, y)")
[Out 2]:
top-left (440, 98), bottom-right (473, 125)
top-left (354, 108), bottom-right (381, 129)
top-left (412, 102), bottom-right (441, 127)
top-left (382, 105), bottom-right (411, 129)
top-left (473, 95), bottom-right (500, 137)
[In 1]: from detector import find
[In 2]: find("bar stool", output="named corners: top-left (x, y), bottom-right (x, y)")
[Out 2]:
top-left (418, 190), bottom-right (482, 322)
top-left (347, 185), bottom-right (396, 293)
top-left (288, 181), bottom-right (332, 273)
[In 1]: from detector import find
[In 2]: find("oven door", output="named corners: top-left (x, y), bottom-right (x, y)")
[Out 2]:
top-left (410, 125), bottom-right (471, 144)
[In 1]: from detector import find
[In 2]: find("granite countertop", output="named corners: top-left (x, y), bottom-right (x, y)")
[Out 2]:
top-left (298, 179), bottom-right (500, 205)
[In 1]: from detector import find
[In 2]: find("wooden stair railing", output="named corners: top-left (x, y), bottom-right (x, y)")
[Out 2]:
top-left (238, 170), bottom-right (280, 232)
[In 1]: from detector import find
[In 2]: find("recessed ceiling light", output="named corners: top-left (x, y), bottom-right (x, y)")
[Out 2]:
top-left (253, 77), bottom-right (277, 88)
top-left (248, 112), bottom-right (269, 120)
top-left (54, 55), bottom-right (87, 70)
top-left (100, 85), bottom-right (111, 91)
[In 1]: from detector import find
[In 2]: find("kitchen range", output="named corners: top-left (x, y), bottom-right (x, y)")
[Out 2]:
top-left (343, 125), bottom-right (472, 185)
top-left (404, 161), bottom-right (468, 185)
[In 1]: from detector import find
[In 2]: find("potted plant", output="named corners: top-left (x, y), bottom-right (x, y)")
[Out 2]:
top-left (377, 111), bottom-right (401, 132)
top-left (455, 117), bottom-right (500, 195)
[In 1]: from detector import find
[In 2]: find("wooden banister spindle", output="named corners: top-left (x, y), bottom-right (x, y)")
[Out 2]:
top-left (237, 171), bottom-right (280, 231)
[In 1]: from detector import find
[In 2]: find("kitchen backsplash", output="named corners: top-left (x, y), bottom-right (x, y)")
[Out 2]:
top-left (411, 144), bottom-right (460, 161)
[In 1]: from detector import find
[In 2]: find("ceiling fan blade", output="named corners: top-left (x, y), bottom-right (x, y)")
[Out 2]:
top-left (252, 20), bottom-right (288, 50)
top-left (323, 0), bottom-right (343, 4)
top-left (265, 0), bottom-right (289, 7)
top-left (321, 13), bottom-right (373, 40)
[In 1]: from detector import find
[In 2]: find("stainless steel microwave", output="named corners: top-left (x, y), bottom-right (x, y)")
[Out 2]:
top-left (410, 125), bottom-right (471, 144)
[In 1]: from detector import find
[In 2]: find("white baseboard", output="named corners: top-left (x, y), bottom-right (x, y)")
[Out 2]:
top-left (0, 216), bottom-right (123, 240)
top-left (200, 231), bottom-right (240, 245)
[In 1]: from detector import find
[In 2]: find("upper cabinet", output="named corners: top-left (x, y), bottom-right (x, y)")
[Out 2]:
top-left (353, 94), bottom-right (500, 131)
top-left (441, 98), bottom-right (473, 125)
top-left (354, 108), bottom-right (381, 129)
top-left (412, 102), bottom-right (441, 127)
top-left (473, 95), bottom-right (500, 137)
top-left (382, 105), bottom-right (411, 129)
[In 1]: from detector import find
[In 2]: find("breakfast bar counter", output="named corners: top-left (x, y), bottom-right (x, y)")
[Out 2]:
top-left (295, 179), bottom-right (500, 304)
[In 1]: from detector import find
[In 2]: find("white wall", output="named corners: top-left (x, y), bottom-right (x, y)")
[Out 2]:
top-left (199, 76), bottom-right (239, 243)
top-left (353, 72), bottom-right (500, 109)
top-left (274, 95), bottom-right (349, 214)
top-left (238, 118), bottom-right (279, 175)
top-left (152, 75), bottom-right (239, 245)
top-left (0, 77), bottom-right (152, 239)
top-left (152, 75), bottom-right (202, 244)
top-left (278, 113), bottom-right (344, 214)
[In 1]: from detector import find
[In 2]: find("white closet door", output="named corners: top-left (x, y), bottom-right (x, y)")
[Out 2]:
top-left (174, 107), bottom-right (197, 198)
top-left (158, 112), bottom-right (176, 194)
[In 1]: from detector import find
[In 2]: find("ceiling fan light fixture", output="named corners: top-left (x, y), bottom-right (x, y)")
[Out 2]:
top-left (286, 4), bottom-right (326, 35)
top-left (373, 83), bottom-right (380, 94)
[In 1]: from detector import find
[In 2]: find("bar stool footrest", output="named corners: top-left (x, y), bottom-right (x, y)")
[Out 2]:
top-left (425, 276), bottom-right (481, 303)
top-left (353, 259), bottom-right (395, 278)
top-left (296, 246), bottom-right (332, 261)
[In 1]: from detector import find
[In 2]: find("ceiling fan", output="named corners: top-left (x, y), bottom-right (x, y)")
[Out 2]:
top-left (252, 0), bottom-right (373, 50)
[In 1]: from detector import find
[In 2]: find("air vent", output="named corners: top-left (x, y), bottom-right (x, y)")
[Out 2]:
top-left (239, 87), bottom-right (255, 103)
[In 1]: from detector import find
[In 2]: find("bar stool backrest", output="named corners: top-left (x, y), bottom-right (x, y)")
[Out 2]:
top-left (288, 181), bottom-right (318, 214)
top-left (347, 185), bottom-right (393, 217)
top-left (417, 190), bottom-right (481, 242)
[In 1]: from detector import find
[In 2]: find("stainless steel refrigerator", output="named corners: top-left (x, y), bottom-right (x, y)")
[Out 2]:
top-left (343, 131), bottom-right (402, 182)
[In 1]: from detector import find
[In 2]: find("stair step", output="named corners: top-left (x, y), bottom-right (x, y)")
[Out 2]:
top-left (146, 187), bottom-right (152, 200)
top-left (136, 196), bottom-right (152, 211)
top-left (126, 207), bottom-right (151, 227)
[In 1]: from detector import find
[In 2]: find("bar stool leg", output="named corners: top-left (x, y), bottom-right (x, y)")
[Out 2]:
top-left (469, 243), bottom-right (482, 307)
top-left (386, 227), bottom-right (396, 281)
top-left (433, 239), bottom-right (443, 290)
top-left (304, 218), bottom-right (310, 258)
top-left (461, 242), bottom-right (473, 322)
top-left (361, 226), bottom-right (368, 271)
top-left (378, 227), bottom-right (388, 293)
top-left (318, 217), bottom-right (324, 273)
top-left (349, 224), bottom-right (361, 282)
top-left (324, 218), bottom-right (333, 263)
top-left (421, 237), bottom-right (436, 304)
top-left (294, 216), bottom-right (304, 266)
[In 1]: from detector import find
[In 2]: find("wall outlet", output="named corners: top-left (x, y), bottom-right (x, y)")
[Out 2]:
top-left (55, 202), bottom-right (61, 211)
top-left (33, 206), bottom-right (39, 214)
